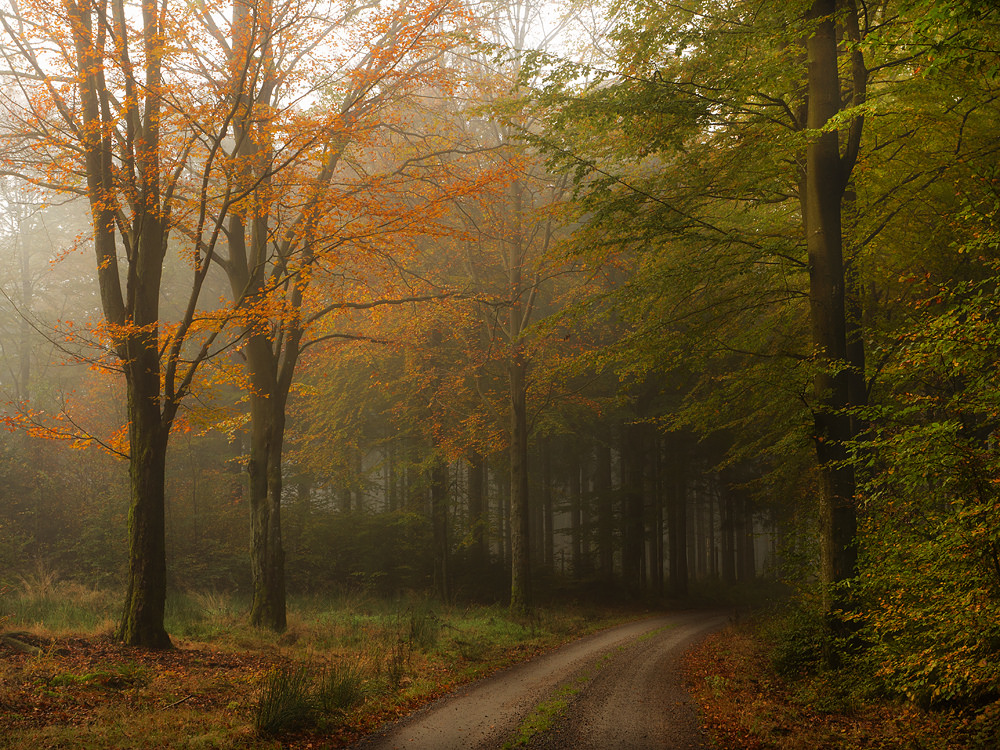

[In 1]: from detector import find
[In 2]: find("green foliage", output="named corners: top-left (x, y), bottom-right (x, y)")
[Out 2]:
top-left (856, 260), bottom-right (1000, 706)
top-left (765, 605), bottom-right (831, 678)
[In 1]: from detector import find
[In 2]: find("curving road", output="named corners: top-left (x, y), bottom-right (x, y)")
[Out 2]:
top-left (351, 610), bottom-right (728, 750)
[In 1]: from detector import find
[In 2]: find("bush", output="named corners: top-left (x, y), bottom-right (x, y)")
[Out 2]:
top-left (765, 604), bottom-right (830, 677)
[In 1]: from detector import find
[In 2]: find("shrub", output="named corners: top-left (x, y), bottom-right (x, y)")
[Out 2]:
top-left (766, 604), bottom-right (830, 677)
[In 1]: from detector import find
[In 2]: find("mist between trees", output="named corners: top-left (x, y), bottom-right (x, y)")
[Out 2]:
top-left (0, 0), bottom-right (998, 716)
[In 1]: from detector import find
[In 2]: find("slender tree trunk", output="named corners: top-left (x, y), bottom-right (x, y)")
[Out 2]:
top-left (721, 487), bottom-right (736, 585)
top-left (742, 497), bottom-right (757, 581)
top-left (430, 457), bottom-right (450, 600)
top-left (498, 464), bottom-right (510, 571)
top-left (647, 439), bottom-right (663, 595)
top-left (468, 451), bottom-right (487, 570)
top-left (621, 422), bottom-right (645, 593)
top-left (707, 481), bottom-right (718, 580)
top-left (509, 354), bottom-right (532, 613)
top-left (595, 441), bottom-right (614, 581)
top-left (665, 433), bottom-right (688, 598)
top-left (541, 442), bottom-right (554, 571)
top-left (570, 450), bottom-right (582, 579)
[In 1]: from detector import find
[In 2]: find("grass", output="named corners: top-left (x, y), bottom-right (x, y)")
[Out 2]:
top-left (683, 612), bottom-right (1000, 749)
top-left (503, 676), bottom-right (590, 749)
top-left (0, 585), bottom-right (628, 749)
top-left (0, 569), bottom-right (117, 635)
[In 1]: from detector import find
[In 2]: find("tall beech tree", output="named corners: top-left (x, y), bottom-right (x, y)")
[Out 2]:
top-left (0, 0), bottom-right (250, 646)
top-left (532, 0), bottom-right (874, 608)
top-left (210, 0), bottom-right (471, 631)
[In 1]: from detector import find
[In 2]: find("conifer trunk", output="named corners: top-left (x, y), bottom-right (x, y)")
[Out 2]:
top-left (468, 452), bottom-right (487, 570)
top-left (595, 441), bottom-right (614, 581)
top-left (509, 353), bottom-right (532, 613)
top-left (430, 457), bottom-right (450, 600)
top-left (621, 422), bottom-right (645, 593)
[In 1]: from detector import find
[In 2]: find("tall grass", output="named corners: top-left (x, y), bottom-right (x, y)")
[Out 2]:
top-left (253, 663), bottom-right (318, 735)
top-left (253, 659), bottom-right (370, 735)
top-left (0, 565), bottom-right (116, 634)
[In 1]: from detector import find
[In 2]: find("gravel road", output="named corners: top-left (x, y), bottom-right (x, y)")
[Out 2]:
top-left (351, 610), bottom-right (728, 750)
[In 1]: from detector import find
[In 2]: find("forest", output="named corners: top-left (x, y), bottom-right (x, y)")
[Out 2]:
top-left (0, 0), bottom-right (998, 747)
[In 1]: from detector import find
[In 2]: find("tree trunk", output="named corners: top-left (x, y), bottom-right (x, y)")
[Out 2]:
top-left (541, 442), bottom-right (554, 571)
top-left (509, 354), bottom-right (532, 614)
top-left (742, 496), bottom-right (757, 581)
top-left (430, 456), bottom-right (449, 600)
top-left (621, 422), bottom-right (645, 594)
top-left (117, 376), bottom-right (171, 648)
top-left (665, 433), bottom-right (688, 598)
top-left (468, 451), bottom-right (487, 570)
top-left (248, 391), bottom-right (287, 632)
top-left (570, 450), bottom-right (582, 578)
top-left (595, 441), bottom-right (614, 581)
top-left (647, 438), bottom-right (663, 595)
top-left (804, 0), bottom-right (859, 607)
top-left (720, 487), bottom-right (736, 585)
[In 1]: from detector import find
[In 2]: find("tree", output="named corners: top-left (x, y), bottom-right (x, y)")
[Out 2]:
top-left (212, 0), bottom-right (481, 628)
top-left (0, 0), bottom-right (300, 645)
top-left (529, 0), bottom-right (876, 608)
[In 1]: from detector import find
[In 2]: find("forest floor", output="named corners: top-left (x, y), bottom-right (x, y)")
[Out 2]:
top-left (683, 615), bottom-right (1000, 749)
top-left (0, 587), bottom-right (642, 749)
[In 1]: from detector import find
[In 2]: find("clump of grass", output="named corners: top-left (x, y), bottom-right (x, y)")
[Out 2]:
top-left (408, 602), bottom-right (440, 650)
top-left (253, 659), bottom-right (370, 735)
top-left (452, 634), bottom-right (490, 662)
top-left (317, 659), bottom-right (367, 714)
top-left (253, 663), bottom-right (318, 735)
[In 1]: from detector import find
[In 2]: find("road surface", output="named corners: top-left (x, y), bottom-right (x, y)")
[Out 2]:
top-left (351, 610), bottom-right (728, 750)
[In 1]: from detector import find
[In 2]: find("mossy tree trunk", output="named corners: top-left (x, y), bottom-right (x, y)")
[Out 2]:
top-left (117, 343), bottom-right (172, 648)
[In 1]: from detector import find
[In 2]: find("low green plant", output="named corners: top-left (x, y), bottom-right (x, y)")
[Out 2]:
top-left (317, 660), bottom-right (367, 714)
top-left (408, 603), bottom-right (440, 650)
top-left (766, 604), bottom-right (830, 677)
top-left (386, 637), bottom-right (410, 689)
top-left (253, 664), bottom-right (318, 735)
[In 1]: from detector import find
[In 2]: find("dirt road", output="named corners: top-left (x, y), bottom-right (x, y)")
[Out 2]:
top-left (352, 610), bottom-right (728, 750)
